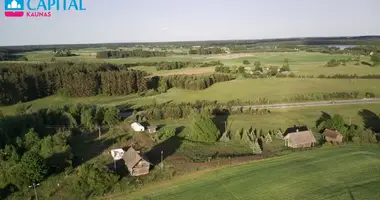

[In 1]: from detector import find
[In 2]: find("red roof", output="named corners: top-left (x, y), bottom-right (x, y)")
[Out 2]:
top-left (322, 129), bottom-right (342, 139)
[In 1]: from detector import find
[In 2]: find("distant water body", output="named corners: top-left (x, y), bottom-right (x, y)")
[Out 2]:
top-left (327, 45), bottom-right (356, 50)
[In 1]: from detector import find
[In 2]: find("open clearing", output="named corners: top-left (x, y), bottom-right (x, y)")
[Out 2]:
top-left (127, 78), bottom-right (380, 105)
top-left (109, 145), bottom-right (380, 200)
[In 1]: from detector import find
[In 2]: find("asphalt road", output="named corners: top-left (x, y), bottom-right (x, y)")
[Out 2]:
top-left (234, 98), bottom-right (380, 109)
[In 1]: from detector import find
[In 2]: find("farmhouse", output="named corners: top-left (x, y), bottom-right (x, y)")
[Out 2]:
top-left (284, 128), bottom-right (317, 148)
top-left (322, 129), bottom-right (343, 143)
top-left (123, 147), bottom-right (151, 176)
top-left (131, 122), bottom-right (145, 132)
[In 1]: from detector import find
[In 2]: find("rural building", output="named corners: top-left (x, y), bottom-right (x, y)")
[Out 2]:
top-left (283, 125), bottom-right (309, 137)
top-left (322, 129), bottom-right (343, 143)
top-left (284, 129), bottom-right (317, 148)
top-left (123, 147), bottom-right (151, 176)
top-left (148, 125), bottom-right (157, 133)
top-left (131, 122), bottom-right (145, 132)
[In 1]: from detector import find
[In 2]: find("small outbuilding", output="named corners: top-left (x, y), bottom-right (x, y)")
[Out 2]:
top-left (131, 122), bottom-right (145, 132)
top-left (148, 125), bottom-right (158, 133)
top-left (322, 129), bottom-right (343, 144)
top-left (123, 147), bottom-right (151, 176)
top-left (284, 129), bottom-right (317, 148)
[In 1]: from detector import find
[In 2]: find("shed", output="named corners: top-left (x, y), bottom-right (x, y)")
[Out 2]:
top-left (131, 122), bottom-right (145, 132)
top-left (322, 129), bottom-right (343, 143)
top-left (284, 130), bottom-right (317, 148)
top-left (148, 125), bottom-right (158, 133)
top-left (123, 147), bottom-right (151, 176)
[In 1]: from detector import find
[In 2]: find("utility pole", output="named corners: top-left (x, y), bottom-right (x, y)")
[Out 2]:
top-left (29, 182), bottom-right (40, 200)
top-left (160, 151), bottom-right (164, 171)
top-left (97, 125), bottom-right (101, 139)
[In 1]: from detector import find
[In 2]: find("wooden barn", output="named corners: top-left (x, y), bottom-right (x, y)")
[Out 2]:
top-left (284, 129), bottom-right (317, 148)
top-left (322, 129), bottom-right (343, 144)
top-left (123, 147), bottom-right (151, 176)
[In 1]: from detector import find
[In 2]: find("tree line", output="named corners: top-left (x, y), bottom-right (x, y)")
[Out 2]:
top-left (0, 62), bottom-right (234, 106)
top-left (96, 49), bottom-right (166, 58)
top-left (188, 47), bottom-right (226, 55)
top-left (0, 62), bottom-right (148, 105)
top-left (156, 61), bottom-right (223, 71)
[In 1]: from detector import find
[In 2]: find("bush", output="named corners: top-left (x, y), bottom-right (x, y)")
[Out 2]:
top-left (158, 127), bottom-right (176, 140)
top-left (70, 163), bottom-right (119, 196)
top-left (187, 113), bottom-right (220, 143)
top-left (243, 60), bottom-right (250, 65)
top-left (361, 61), bottom-right (374, 67)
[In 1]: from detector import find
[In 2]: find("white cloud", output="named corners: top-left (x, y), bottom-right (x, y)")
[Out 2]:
top-left (161, 28), bottom-right (169, 31)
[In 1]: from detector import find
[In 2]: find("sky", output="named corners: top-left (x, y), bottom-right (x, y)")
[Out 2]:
top-left (0, 0), bottom-right (379, 46)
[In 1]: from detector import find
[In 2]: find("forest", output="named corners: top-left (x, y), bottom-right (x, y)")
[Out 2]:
top-left (0, 62), bottom-right (234, 106)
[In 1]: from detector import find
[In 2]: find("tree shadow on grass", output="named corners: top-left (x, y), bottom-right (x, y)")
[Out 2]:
top-left (145, 136), bottom-right (183, 166)
top-left (0, 184), bottom-right (17, 200)
top-left (346, 186), bottom-right (356, 200)
top-left (315, 111), bottom-right (332, 129)
top-left (70, 130), bottom-right (124, 168)
top-left (212, 114), bottom-right (230, 134)
top-left (358, 109), bottom-right (380, 133)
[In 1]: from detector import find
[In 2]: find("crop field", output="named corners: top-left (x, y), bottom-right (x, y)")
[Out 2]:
top-left (110, 145), bottom-right (380, 200)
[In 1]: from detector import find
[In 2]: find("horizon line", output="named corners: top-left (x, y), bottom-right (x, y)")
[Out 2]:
top-left (1, 35), bottom-right (380, 48)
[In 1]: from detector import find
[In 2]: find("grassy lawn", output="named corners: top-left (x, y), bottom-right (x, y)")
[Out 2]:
top-left (109, 145), bottom-right (380, 200)
top-left (128, 78), bottom-right (380, 104)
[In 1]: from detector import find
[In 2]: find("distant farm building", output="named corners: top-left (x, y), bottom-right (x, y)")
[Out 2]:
top-left (284, 127), bottom-right (317, 148)
top-left (283, 125), bottom-right (309, 137)
top-left (148, 125), bottom-right (158, 133)
top-left (131, 122), bottom-right (145, 132)
top-left (322, 129), bottom-right (343, 143)
top-left (123, 147), bottom-right (151, 176)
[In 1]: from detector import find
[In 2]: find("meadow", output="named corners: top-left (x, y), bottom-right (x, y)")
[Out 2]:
top-left (18, 50), bottom-right (380, 76)
top-left (129, 78), bottom-right (380, 104)
top-left (110, 145), bottom-right (380, 200)
top-left (149, 103), bottom-right (380, 133)
top-left (1, 77), bottom-right (379, 116)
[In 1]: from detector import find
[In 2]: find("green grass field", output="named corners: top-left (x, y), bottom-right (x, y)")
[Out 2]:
top-left (15, 51), bottom-right (380, 76)
top-left (150, 103), bottom-right (380, 133)
top-left (127, 78), bottom-right (380, 105)
top-left (110, 145), bottom-right (380, 200)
